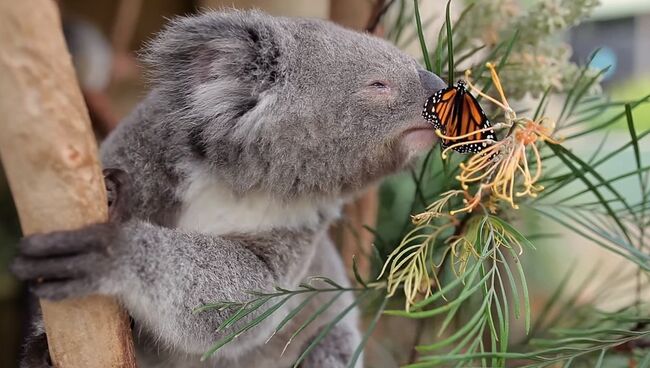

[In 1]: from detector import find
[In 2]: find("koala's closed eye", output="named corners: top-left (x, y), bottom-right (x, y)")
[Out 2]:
top-left (364, 81), bottom-right (394, 101)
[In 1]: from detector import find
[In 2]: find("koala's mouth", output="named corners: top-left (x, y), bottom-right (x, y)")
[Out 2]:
top-left (400, 123), bottom-right (437, 153)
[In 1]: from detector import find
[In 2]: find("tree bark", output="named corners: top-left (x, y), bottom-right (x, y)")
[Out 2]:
top-left (0, 1), bottom-right (136, 367)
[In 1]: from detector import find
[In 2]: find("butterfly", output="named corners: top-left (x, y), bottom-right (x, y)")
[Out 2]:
top-left (422, 80), bottom-right (496, 154)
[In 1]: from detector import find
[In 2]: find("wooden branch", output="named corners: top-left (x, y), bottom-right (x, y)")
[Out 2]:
top-left (0, 1), bottom-right (136, 367)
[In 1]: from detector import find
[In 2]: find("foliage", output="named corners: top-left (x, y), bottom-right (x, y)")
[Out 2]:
top-left (605, 74), bottom-right (650, 130)
top-left (198, 1), bottom-right (650, 367)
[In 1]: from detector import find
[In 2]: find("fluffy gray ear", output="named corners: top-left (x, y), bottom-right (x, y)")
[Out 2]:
top-left (142, 11), bottom-right (283, 120)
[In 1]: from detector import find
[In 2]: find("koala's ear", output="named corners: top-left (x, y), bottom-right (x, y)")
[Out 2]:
top-left (142, 11), bottom-right (283, 120)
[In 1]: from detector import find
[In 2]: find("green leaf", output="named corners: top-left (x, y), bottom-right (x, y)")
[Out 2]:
top-left (413, 0), bottom-right (431, 71)
top-left (564, 66), bottom-right (610, 123)
top-left (352, 255), bottom-right (368, 288)
top-left (489, 215), bottom-right (536, 250)
top-left (562, 357), bottom-right (575, 367)
top-left (547, 143), bottom-right (634, 245)
top-left (533, 207), bottom-right (650, 269)
top-left (292, 293), bottom-right (367, 368)
top-left (567, 94), bottom-right (650, 139)
top-left (201, 294), bottom-right (292, 361)
top-left (216, 296), bottom-right (272, 333)
top-left (435, 24), bottom-right (444, 77)
top-left (639, 350), bottom-right (650, 368)
top-left (445, 0), bottom-right (454, 83)
top-left (625, 104), bottom-right (644, 191)
top-left (499, 249), bottom-right (522, 328)
top-left (476, 30), bottom-right (519, 103)
top-left (347, 294), bottom-right (387, 368)
top-left (558, 48), bottom-right (600, 123)
top-left (308, 276), bottom-right (345, 289)
top-left (283, 290), bottom-right (345, 355)
top-left (267, 292), bottom-right (319, 342)
top-left (406, 252), bottom-right (484, 310)
top-left (363, 225), bottom-right (387, 251)
top-left (594, 348), bottom-right (607, 368)
top-left (540, 132), bottom-right (650, 199)
top-left (455, 44), bottom-right (487, 66)
top-left (417, 296), bottom-right (490, 351)
top-left (386, 268), bottom-right (495, 318)
top-left (534, 86), bottom-right (553, 120)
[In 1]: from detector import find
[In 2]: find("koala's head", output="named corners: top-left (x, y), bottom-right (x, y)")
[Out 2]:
top-left (145, 10), bottom-right (445, 200)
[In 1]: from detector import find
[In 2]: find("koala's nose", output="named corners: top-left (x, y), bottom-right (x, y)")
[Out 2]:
top-left (418, 69), bottom-right (447, 95)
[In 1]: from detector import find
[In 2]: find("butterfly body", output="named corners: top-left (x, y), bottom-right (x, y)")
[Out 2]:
top-left (422, 80), bottom-right (495, 154)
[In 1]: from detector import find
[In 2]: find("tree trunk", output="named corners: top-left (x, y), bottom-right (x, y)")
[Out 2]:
top-left (0, 1), bottom-right (136, 367)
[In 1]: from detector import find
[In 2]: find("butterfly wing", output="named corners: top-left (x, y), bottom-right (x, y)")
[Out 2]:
top-left (422, 82), bottom-right (495, 154)
top-left (422, 86), bottom-right (458, 132)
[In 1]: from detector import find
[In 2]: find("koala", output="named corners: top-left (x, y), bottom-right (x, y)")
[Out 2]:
top-left (11, 10), bottom-right (445, 368)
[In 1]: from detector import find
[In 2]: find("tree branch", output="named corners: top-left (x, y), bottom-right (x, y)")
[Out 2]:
top-left (0, 1), bottom-right (136, 367)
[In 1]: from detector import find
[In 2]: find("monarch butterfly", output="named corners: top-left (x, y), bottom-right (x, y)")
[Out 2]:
top-left (422, 80), bottom-right (496, 154)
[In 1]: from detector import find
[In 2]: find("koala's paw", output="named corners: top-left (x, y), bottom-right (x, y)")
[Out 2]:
top-left (11, 223), bottom-right (120, 300)
top-left (11, 168), bottom-right (131, 300)
top-left (20, 333), bottom-right (53, 368)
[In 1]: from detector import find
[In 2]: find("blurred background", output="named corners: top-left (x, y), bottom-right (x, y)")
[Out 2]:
top-left (1, 0), bottom-right (649, 367)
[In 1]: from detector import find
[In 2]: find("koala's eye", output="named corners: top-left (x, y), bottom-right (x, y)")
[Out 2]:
top-left (369, 81), bottom-right (388, 89)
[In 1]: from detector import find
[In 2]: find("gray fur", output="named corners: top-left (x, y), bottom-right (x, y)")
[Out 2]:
top-left (13, 10), bottom-right (445, 368)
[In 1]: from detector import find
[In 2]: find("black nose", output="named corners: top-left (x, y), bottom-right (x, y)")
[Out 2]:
top-left (418, 69), bottom-right (447, 95)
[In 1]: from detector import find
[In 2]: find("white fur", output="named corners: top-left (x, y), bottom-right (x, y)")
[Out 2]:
top-left (177, 168), bottom-right (342, 235)
top-left (191, 78), bottom-right (245, 120)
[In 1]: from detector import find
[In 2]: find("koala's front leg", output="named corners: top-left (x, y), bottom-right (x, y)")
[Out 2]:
top-left (114, 223), bottom-right (321, 355)
top-left (13, 187), bottom-right (321, 357)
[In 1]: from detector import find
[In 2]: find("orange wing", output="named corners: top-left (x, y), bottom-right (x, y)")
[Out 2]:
top-left (422, 80), bottom-right (495, 154)
top-left (422, 85), bottom-right (457, 132)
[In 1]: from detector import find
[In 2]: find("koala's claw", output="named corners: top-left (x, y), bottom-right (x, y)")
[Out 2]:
top-left (11, 223), bottom-right (117, 300)
top-left (104, 168), bottom-right (132, 222)
top-left (20, 333), bottom-right (53, 368)
top-left (15, 226), bottom-right (113, 257)
top-left (27, 279), bottom-right (96, 301)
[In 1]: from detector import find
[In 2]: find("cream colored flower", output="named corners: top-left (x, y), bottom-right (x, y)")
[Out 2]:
top-left (378, 224), bottom-right (451, 310)
top-left (436, 63), bottom-right (560, 213)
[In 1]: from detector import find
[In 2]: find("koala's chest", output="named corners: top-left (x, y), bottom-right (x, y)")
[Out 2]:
top-left (175, 171), bottom-right (341, 235)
